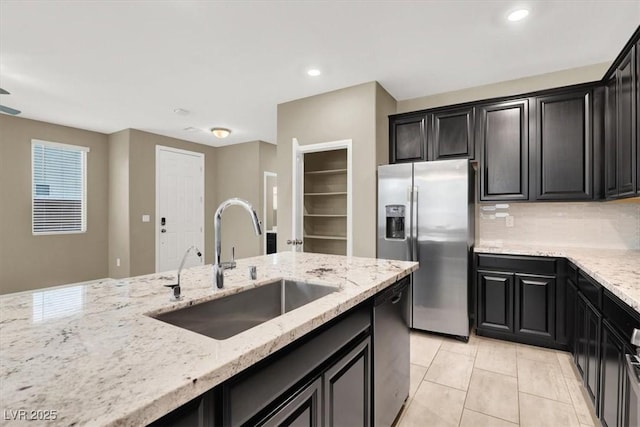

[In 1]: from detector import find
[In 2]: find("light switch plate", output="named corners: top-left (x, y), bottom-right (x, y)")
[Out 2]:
top-left (142, 215), bottom-right (150, 222)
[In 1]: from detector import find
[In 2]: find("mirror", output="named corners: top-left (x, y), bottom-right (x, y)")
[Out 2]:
top-left (264, 172), bottom-right (277, 254)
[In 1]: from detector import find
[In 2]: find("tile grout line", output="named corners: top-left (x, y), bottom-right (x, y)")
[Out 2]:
top-left (457, 335), bottom-right (479, 427)
top-left (556, 352), bottom-right (585, 426)
top-left (516, 343), bottom-right (521, 427)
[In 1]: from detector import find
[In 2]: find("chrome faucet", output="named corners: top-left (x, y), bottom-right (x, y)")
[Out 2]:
top-left (164, 245), bottom-right (202, 301)
top-left (213, 198), bottom-right (262, 289)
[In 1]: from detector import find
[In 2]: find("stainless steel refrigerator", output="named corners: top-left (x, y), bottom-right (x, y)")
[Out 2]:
top-left (377, 159), bottom-right (474, 338)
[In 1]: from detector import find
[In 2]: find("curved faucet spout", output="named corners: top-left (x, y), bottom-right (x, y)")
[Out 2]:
top-left (213, 198), bottom-right (262, 289)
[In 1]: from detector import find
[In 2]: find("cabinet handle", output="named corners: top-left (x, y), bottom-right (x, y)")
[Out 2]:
top-left (391, 293), bottom-right (403, 304)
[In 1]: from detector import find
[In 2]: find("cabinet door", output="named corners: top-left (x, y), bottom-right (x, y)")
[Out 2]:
top-left (478, 99), bottom-right (529, 201)
top-left (605, 77), bottom-right (619, 198)
top-left (323, 337), bottom-right (371, 427)
top-left (515, 274), bottom-right (555, 340)
top-left (586, 298), bottom-right (602, 407)
top-left (576, 295), bottom-right (588, 378)
top-left (636, 41), bottom-right (640, 196)
top-left (600, 321), bottom-right (625, 427)
top-left (390, 115), bottom-right (426, 163)
top-left (616, 48), bottom-right (637, 197)
top-left (534, 89), bottom-right (593, 200)
top-left (430, 107), bottom-right (474, 160)
top-left (566, 278), bottom-right (578, 356)
top-left (256, 378), bottom-right (322, 427)
top-left (477, 271), bottom-right (514, 333)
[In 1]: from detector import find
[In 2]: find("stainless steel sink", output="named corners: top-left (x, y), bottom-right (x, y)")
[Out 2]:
top-left (152, 279), bottom-right (338, 340)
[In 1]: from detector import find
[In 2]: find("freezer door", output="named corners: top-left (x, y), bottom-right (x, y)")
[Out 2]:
top-left (412, 159), bottom-right (470, 337)
top-left (377, 163), bottom-right (413, 262)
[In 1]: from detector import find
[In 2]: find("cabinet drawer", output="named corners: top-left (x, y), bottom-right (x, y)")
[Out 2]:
top-left (477, 254), bottom-right (557, 275)
top-left (578, 272), bottom-right (602, 310)
top-left (602, 289), bottom-right (640, 344)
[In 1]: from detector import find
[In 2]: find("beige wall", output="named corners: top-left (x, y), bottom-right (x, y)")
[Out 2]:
top-left (375, 83), bottom-right (397, 166)
top-left (0, 115), bottom-right (109, 294)
top-left (478, 201), bottom-right (640, 250)
top-left (214, 141), bottom-right (275, 259)
top-left (108, 130), bottom-right (130, 278)
top-left (277, 81), bottom-right (394, 257)
top-left (397, 62), bottom-right (610, 113)
top-left (127, 129), bottom-right (218, 276)
top-left (259, 142), bottom-right (277, 253)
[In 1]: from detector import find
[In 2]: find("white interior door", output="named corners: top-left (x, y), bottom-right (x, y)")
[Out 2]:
top-left (156, 146), bottom-right (204, 272)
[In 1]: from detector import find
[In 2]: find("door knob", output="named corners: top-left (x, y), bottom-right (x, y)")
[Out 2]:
top-left (161, 228), bottom-right (167, 233)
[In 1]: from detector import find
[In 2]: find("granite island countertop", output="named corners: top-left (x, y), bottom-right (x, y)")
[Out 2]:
top-left (0, 252), bottom-right (417, 426)
top-left (475, 244), bottom-right (640, 313)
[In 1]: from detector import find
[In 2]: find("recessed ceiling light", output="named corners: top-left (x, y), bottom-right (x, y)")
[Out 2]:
top-left (211, 127), bottom-right (231, 138)
top-left (507, 9), bottom-right (529, 22)
top-left (173, 108), bottom-right (190, 115)
top-left (307, 69), bottom-right (321, 77)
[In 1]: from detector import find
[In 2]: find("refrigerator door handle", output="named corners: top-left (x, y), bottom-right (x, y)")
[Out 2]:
top-left (412, 186), bottom-right (418, 262)
top-left (406, 186), bottom-right (413, 260)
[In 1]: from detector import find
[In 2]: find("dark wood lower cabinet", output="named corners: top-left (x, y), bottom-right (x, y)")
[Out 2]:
top-left (600, 320), bottom-right (627, 427)
top-left (323, 338), bottom-right (371, 427)
top-left (566, 277), bottom-right (578, 356)
top-left (476, 255), bottom-right (559, 347)
top-left (477, 271), bottom-right (514, 333)
top-left (515, 274), bottom-right (555, 339)
top-left (576, 293), bottom-right (601, 407)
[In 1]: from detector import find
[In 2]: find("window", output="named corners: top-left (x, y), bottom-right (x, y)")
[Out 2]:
top-left (32, 140), bottom-right (89, 234)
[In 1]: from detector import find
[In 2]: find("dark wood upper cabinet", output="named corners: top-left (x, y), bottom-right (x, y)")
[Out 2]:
top-left (430, 107), bottom-right (475, 160)
top-left (605, 77), bottom-right (618, 198)
top-left (389, 114), bottom-right (426, 163)
top-left (478, 99), bottom-right (529, 201)
top-left (636, 40), bottom-right (640, 195)
top-left (534, 89), bottom-right (593, 200)
top-left (616, 47), bottom-right (637, 197)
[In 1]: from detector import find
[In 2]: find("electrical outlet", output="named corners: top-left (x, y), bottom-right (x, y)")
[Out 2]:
top-left (505, 215), bottom-right (515, 228)
top-left (116, 258), bottom-right (121, 267)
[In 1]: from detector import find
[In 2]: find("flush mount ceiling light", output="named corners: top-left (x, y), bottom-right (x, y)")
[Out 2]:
top-left (307, 68), bottom-right (321, 77)
top-left (211, 127), bottom-right (231, 138)
top-left (507, 9), bottom-right (529, 22)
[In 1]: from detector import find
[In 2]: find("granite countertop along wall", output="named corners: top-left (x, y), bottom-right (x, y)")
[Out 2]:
top-left (475, 245), bottom-right (640, 313)
top-left (0, 252), bottom-right (417, 426)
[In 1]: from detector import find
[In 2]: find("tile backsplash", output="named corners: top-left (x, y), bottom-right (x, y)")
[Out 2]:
top-left (477, 201), bottom-right (640, 250)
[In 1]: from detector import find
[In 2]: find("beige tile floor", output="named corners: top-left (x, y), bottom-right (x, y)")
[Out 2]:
top-left (396, 330), bottom-right (600, 427)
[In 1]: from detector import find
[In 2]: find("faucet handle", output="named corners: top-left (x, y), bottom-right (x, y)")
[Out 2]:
top-left (163, 283), bottom-right (182, 301)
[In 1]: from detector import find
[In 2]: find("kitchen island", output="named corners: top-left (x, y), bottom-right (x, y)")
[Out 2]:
top-left (0, 252), bottom-right (417, 426)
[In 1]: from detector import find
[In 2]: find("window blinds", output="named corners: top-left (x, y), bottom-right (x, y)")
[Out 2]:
top-left (32, 140), bottom-right (88, 234)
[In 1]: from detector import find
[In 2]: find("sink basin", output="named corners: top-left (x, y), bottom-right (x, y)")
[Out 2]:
top-left (152, 279), bottom-right (338, 340)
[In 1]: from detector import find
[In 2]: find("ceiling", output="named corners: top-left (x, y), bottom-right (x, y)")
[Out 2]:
top-left (0, 1), bottom-right (638, 147)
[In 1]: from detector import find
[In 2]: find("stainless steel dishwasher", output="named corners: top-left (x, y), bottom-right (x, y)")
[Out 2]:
top-left (374, 276), bottom-right (410, 427)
